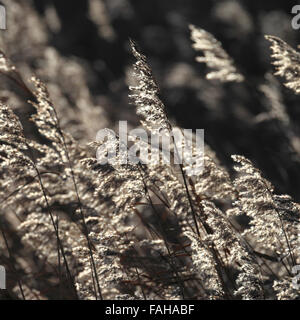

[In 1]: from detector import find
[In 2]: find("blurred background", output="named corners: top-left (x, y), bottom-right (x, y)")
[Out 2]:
top-left (1, 0), bottom-right (300, 200)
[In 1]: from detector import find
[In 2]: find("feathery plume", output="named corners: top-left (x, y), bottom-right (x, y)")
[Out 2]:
top-left (129, 39), bottom-right (171, 131)
top-left (265, 35), bottom-right (300, 94)
top-left (189, 25), bottom-right (244, 82)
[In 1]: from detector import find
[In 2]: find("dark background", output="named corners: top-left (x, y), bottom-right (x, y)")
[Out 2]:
top-left (29, 0), bottom-right (300, 200)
